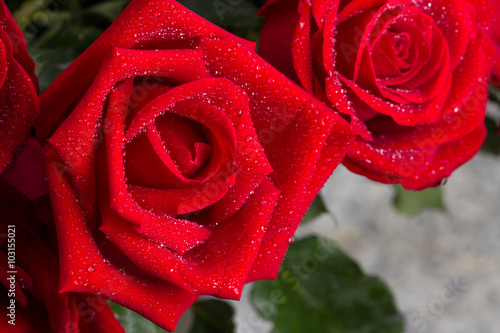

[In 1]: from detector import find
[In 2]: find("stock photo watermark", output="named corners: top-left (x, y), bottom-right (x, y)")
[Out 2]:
top-left (4, 225), bottom-right (17, 325)
top-left (408, 277), bottom-right (468, 333)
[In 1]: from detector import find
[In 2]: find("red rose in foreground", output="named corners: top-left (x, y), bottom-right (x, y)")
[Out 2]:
top-left (259, 0), bottom-right (495, 189)
top-left (491, 0), bottom-right (500, 83)
top-left (0, 179), bottom-right (123, 333)
top-left (35, 0), bottom-right (352, 329)
top-left (0, 0), bottom-right (39, 173)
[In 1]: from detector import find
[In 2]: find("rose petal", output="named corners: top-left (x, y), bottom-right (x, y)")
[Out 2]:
top-left (46, 151), bottom-right (198, 331)
top-left (104, 79), bottom-right (212, 253)
top-left (258, 0), bottom-right (301, 84)
top-left (402, 124), bottom-right (486, 189)
top-left (0, 59), bottom-right (39, 172)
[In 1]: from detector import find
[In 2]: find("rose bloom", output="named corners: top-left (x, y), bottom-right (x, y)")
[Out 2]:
top-left (491, 0), bottom-right (500, 83)
top-left (259, 0), bottom-right (496, 189)
top-left (0, 178), bottom-right (124, 333)
top-left (0, 0), bottom-right (39, 173)
top-left (35, 0), bottom-right (352, 329)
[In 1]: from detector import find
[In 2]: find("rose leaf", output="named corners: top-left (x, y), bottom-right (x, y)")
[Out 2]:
top-left (301, 195), bottom-right (327, 224)
top-left (189, 299), bottom-right (235, 333)
top-left (109, 301), bottom-right (167, 333)
top-left (392, 184), bottom-right (446, 216)
top-left (251, 237), bottom-right (404, 333)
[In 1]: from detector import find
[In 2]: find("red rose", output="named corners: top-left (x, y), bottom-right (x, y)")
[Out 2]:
top-left (0, 0), bottom-right (39, 173)
top-left (0, 179), bottom-right (123, 333)
top-left (35, 0), bottom-right (352, 329)
top-left (491, 0), bottom-right (500, 83)
top-left (259, 0), bottom-right (495, 189)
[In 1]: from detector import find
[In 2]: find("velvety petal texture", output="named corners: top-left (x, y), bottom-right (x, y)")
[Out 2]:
top-left (259, 0), bottom-right (496, 189)
top-left (36, 0), bottom-right (353, 330)
top-left (0, 178), bottom-right (123, 333)
top-left (491, 0), bottom-right (500, 83)
top-left (0, 0), bottom-right (39, 173)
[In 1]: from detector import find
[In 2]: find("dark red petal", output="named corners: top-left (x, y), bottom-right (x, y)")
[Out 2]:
top-left (0, 28), bottom-right (8, 87)
top-left (0, 256), bottom-right (29, 306)
top-left (73, 294), bottom-right (124, 333)
top-left (258, 0), bottom-right (301, 84)
top-left (0, 2), bottom-right (39, 91)
top-left (0, 296), bottom-right (51, 332)
top-left (0, 59), bottom-right (39, 173)
top-left (1, 137), bottom-right (48, 200)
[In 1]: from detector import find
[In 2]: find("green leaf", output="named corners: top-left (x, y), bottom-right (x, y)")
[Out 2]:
top-left (28, 18), bottom-right (102, 91)
top-left (34, 18), bottom-right (102, 51)
top-left (251, 237), bottom-right (404, 333)
top-left (176, 0), bottom-right (264, 41)
top-left (109, 301), bottom-right (167, 333)
top-left (189, 299), bottom-right (235, 333)
top-left (301, 195), bottom-right (327, 224)
top-left (83, 0), bottom-right (132, 24)
top-left (489, 86), bottom-right (500, 104)
top-left (392, 184), bottom-right (445, 216)
top-left (481, 117), bottom-right (500, 155)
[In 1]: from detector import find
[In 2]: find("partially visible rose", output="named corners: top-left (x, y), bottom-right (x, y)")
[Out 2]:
top-left (259, 0), bottom-right (495, 189)
top-left (0, 0), bottom-right (39, 173)
top-left (0, 179), bottom-right (124, 333)
top-left (36, 0), bottom-right (352, 330)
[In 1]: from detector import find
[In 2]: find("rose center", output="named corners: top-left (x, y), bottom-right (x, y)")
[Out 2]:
top-left (391, 32), bottom-right (411, 61)
top-left (123, 113), bottom-right (215, 189)
top-left (155, 113), bottom-right (213, 179)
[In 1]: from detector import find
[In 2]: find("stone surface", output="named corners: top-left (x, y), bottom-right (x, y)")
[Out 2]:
top-left (318, 152), bottom-right (500, 333)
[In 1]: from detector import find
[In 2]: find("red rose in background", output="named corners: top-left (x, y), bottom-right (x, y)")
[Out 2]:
top-left (259, 0), bottom-right (495, 189)
top-left (0, 0), bottom-right (39, 173)
top-left (0, 179), bottom-right (123, 333)
top-left (35, 0), bottom-right (352, 329)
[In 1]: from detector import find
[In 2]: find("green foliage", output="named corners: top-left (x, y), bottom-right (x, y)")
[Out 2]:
top-left (393, 184), bottom-right (445, 216)
top-left (109, 301), bottom-right (167, 333)
top-left (251, 237), bottom-right (404, 333)
top-left (109, 299), bottom-right (235, 333)
top-left (177, 0), bottom-right (264, 41)
top-left (190, 299), bottom-right (235, 333)
top-left (82, 0), bottom-right (132, 23)
top-left (301, 195), bottom-right (327, 224)
top-left (481, 116), bottom-right (500, 155)
top-left (9, 0), bottom-right (129, 92)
